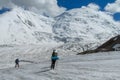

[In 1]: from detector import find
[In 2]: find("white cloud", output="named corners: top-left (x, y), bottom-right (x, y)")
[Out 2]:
top-left (87, 3), bottom-right (100, 11)
top-left (105, 0), bottom-right (120, 13)
top-left (0, 0), bottom-right (66, 17)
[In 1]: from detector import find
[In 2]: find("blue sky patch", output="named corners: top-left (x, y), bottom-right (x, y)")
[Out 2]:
top-left (113, 13), bottom-right (120, 21)
top-left (57, 0), bottom-right (115, 11)
top-left (0, 8), bottom-right (11, 14)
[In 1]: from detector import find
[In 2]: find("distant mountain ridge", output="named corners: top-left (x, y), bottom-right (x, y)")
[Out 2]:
top-left (0, 7), bottom-right (120, 52)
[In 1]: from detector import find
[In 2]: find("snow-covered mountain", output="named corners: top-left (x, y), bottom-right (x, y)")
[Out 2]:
top-left (53, 6), bottom-right (120, 52)
top-left (53, 7), bottom-right (120, 43)
top-left (0, 6), bottom-right (120, 52)
top-left (0, 7), bottom-right (55, 45)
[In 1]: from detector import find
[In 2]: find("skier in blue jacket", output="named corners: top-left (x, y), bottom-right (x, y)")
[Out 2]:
top-left (51, 50), bottom-right (59, 70)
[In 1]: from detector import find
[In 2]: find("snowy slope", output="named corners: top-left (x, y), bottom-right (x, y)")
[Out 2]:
top-left (0, 44), bottom-right (63, 69)
top-left (0, 51), bottom-right (120, 80)
top-left (0, 7), bottom-right (55, 45)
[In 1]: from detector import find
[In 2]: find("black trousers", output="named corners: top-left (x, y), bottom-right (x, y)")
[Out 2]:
top-left (15, 63), bottom-right (19, 68)
top-left (51, 60), bottom-right (56, 69)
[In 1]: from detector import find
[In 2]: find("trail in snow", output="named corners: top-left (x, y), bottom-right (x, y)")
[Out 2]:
top-left (0, 51), bottom-right (120, 80)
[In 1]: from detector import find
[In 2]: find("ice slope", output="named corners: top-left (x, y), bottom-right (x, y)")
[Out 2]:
top-left (0, 51), bottom-right (120, 80)
top-left (0, 7), bottom-right (55, 45)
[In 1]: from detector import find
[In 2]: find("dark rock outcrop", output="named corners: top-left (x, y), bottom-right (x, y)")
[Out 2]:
top-left (78, 35), bottom-right (120, 55)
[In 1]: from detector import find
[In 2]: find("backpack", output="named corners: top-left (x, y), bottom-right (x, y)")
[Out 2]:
top-left (15, 59), bottom-right (19, 63)
top-left (51, 56), bottom-right (59, 60)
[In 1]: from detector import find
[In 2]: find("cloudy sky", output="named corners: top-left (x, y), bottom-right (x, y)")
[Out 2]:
top-left (0, 0), bottom-right (120, 20)
top-left (0, 0), bottom-right (66, 17)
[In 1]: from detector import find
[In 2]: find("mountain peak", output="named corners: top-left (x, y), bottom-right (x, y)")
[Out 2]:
top-left (0, 7), bottom-right (55, 45)
top-left (0, 7), bottom-right (120, 53)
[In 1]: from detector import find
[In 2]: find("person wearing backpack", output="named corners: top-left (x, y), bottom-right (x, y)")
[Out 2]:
top-left (51, 50), bottom-right (59, 70)
top-left (15, 58), bottom-right (20, 68)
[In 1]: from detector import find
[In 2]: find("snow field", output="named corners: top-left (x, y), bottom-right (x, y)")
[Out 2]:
top-left (0, 46), bottom-right (120, 80)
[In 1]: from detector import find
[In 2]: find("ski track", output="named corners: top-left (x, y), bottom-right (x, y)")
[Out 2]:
top-left (0, 46), bottom-right (120, 80)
